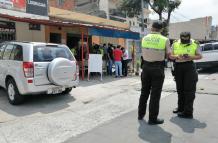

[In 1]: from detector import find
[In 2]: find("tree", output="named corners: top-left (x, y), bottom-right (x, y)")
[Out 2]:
top-left (120, 0), bottom-right (181, 33)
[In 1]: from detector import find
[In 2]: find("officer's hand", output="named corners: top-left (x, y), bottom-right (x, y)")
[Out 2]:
top-left (176, 55), bottom-right (184, 60)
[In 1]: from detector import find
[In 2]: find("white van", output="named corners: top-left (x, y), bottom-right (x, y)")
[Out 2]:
top-left (195, 42), bottom-right (218, 69)
top-left (0, 42), bottom-right (79, 105)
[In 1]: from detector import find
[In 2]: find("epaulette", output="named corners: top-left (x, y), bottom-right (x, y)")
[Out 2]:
top-left (194, 40), bottom-right (200, 45)
top-left (173, 40), bottom-right (178, 43)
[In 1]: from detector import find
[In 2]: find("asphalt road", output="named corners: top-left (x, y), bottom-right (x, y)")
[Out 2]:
top-left (0, 68), bottom-right (217, 143)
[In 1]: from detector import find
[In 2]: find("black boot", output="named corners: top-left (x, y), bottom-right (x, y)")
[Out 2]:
top-left (173, 108), bottom-right (183, 114)
top-left (178, 112), bottom-right (193, 119)
top-left (148, 118), bottom-right (164, 125)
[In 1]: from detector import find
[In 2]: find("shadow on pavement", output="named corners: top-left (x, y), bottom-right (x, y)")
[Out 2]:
top-left (138, 120), bottom-right (172, 143)
top-left (170, 116), bottom-right (207, 133)
top-left (0, 88), bottom-right (75, 117)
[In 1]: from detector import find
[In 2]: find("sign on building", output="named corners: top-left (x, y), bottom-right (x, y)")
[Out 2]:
top-left (26, 0), bottom-right (48, 16)
top-left (0, 0), bottom-right (26, 12)
top-left (0, 0), bottom-right (48, 16)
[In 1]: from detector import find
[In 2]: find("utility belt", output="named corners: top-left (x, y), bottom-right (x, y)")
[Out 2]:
top-left (142, 60), bottom-right (165, 67)
top-left (175, 61), bottom-right (194, 65)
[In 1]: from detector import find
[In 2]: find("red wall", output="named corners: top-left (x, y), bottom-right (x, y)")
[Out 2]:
top-left (49, 0), bottom-right (75, 11)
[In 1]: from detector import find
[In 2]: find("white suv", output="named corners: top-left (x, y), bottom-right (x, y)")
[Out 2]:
top-left (0, 42), bottom-right (79, 105)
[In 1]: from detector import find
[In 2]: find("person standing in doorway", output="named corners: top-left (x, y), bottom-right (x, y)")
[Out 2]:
top-left (169, 32), bottom-right (202, 119)
top-left (113, 45), bottom-right (123, 78)
top-left (138, 21), bottom-right (170, 125)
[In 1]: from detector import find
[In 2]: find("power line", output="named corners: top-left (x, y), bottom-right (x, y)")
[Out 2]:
top-left (171, 13), bottom-right (184, 21)
top-left (174, 11), bottom-right (190, 20)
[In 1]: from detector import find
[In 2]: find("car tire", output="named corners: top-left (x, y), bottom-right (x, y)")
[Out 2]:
top-left (62, 87), bottom-right (72, 94)
top-left (6, 78), bottom-right (24, 105)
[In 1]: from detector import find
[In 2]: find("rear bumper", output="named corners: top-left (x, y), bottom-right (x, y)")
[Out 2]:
top-left (18, 79), bottom-right (79, 95)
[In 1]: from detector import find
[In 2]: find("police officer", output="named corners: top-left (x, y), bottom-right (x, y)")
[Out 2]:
top-left (138, 21), bottom-right (170, 125)
top-left (169, 32), bottom-right (202, 119)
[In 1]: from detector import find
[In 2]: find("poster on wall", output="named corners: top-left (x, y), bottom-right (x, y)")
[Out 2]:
top-left (0, 0), bottom-right (26, 12)
top-left (26, 0), bottom-right (48, 16)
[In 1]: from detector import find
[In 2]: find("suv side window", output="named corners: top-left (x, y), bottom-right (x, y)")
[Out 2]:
top-left (203, 44), bottom-right (213, 51)
top-left (10, 45), bottom-right (23, 61)
top-left (0, 44), bottom-right (7, 59)
top-left (214, 44), bottom-right (218, 50)
top-left (2, 44), bottom-right (14, 60)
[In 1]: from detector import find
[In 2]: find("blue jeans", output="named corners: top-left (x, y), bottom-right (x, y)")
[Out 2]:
top-left (108, 59), bottom-right (113, 75)
top-left (115, 61), bottom-right (122, 77)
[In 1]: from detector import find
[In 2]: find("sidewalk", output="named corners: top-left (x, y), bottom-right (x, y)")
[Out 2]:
top-left (64, 93), bottom-right (218, 143)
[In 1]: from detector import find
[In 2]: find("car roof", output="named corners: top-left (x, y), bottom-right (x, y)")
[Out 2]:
top-left (3, 41), bottom-right (65, 47)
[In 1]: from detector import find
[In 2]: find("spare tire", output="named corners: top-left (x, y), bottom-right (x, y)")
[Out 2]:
top-left (48, 58), bottom-right (76, 86)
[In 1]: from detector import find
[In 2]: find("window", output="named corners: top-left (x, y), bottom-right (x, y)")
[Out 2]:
top-left (203, 44), bottom-right (213, 51)
top-left (33, 45), bottom-right (74, 62)
top-left (57, 0), bottom-right (64, 6)
top-left (29, 23), bottom-right (41, 31)
top-left (50, 33), bottom-right (61, 44)
top-left (0, 44), bottom-right (6, 59)
top-left (213, 44), bottom-right (218, 50)
top-left (2, 44), bottom-right (14, 60)
top-left (10, 45), bottom-right (23, 61)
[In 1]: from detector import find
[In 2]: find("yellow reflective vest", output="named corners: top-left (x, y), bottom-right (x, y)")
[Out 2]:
top-left (173, 40), bottom-right (199, 56)
top-left (142, 33), bottom-right (168, 50)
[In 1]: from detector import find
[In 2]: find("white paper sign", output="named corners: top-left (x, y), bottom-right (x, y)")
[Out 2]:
top-left (88, 54), bottom-right (103, 80)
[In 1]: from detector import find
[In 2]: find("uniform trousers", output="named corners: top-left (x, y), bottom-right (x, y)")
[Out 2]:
top-left (174, 61), bottom-right (198, 115)
top-left (138, 61), bottom-right (165, 120)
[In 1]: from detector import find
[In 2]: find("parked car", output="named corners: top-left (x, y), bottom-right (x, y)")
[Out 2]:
top-left (195, 42), bottom-right (218, 69)
top-left (0, 42), bottom-right (79, 105)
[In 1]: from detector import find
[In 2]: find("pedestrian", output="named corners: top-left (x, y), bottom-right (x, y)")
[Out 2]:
top-left (107, 43), bottom-right (114, 76)
top-left (138, 21), bottom-right (170, 125)
top-left (113, 45), bottom-right (123, 78)
top-left (169, 32), bottom-right (202, 119)
top-left (121, 47), bottom-right (128, 77)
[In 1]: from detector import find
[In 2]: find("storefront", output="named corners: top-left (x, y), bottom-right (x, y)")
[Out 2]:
top-left (0, 0), bottom-right (49, 43)
top-left (0, 6), bottom-right (140, 80)
top-left (0, 20), bottom-right (16, 43)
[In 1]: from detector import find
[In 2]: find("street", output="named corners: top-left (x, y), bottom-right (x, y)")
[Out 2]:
top-left (0, 68), bottom-right (218, 143)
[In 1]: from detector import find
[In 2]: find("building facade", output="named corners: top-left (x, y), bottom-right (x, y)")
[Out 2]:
top-left (49, 0), bottom-right (75, 11)
top-left (0, 0), bottom-right (49, 43)
top-left (169, 17), bottom-right (213, 41)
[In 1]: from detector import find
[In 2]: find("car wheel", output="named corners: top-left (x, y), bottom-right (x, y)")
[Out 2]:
top-left (62, 87), bottom-right (72, 94)
top-left (6, 78), bottom-right (24, 105)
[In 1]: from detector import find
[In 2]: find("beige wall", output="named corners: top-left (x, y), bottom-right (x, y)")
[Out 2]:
top-left (16, 22), bottom-right (46, 42)
top-left (169, 17), bottom-right (212, 40)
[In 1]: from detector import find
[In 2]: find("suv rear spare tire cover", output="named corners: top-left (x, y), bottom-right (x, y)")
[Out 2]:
top-left (48, 58), bottom-right (76, 86)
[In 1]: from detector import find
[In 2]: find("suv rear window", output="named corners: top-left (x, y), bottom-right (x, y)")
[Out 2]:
top-left (33, 45), bottom-right (74, 62)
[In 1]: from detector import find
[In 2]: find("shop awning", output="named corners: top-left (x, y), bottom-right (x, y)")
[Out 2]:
top-left (49, 7), bottom-right (129, 30)
top-left (89, 27), bottom-right (140, 40)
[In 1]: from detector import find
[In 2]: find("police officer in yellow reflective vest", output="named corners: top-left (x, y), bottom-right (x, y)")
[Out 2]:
top-left (138, 21), bottom-right (170, 125)
top-left (169, 32), bottom-right (202, 119)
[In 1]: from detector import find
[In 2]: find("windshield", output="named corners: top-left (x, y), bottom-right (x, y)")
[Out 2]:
top-left (33, 45), bottom-right (75, 62)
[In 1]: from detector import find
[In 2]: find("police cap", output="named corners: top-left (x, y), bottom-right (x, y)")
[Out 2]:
top-left (152, 21), bottom-right (163, 30)
top-left (180, 32), bottom-right (191, 38)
